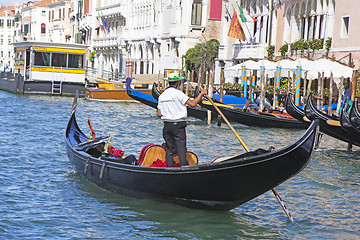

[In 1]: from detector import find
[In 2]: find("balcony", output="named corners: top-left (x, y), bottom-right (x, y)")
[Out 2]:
top-left (96, 3), bottom-right (123, 19)
top-left (219, 42), bottom-right (267, 61)
top-left (232, 43), bottom-right (267, 60)
top-left (93, 37), bottom-right (119, 49)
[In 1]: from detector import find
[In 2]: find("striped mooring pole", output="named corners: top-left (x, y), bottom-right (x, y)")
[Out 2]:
top-left (241, 63), bottom-right (247, 98)
top-left (275, 64), bottom-right (281, 108)
top-left (295, 63), bottom-right (302, 106)
top-left (260, 63), bottom-right (265, 85)
top-left (251, 74), bottom-right (255, 102)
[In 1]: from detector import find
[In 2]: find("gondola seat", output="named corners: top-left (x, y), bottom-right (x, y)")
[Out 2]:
top-left (137, 144), bottom-right (198, 167)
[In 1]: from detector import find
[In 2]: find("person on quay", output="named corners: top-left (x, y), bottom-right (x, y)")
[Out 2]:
top-left (157, 73), bottom-right (207, 167)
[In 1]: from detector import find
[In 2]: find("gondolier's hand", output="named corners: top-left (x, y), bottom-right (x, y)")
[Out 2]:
top-left (187, 88), bottom-right (207, 107)
top-left (199, 89), bottom-right (207, 96)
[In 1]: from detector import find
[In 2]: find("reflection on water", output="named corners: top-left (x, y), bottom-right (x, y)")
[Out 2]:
top-left (0, 91), bottom-right (359, 239)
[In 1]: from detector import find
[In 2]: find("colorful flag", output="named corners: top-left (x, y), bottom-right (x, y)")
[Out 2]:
top-left (239, 8), bottom-right (258, 23)
top-left (102, 14), bottom-right (110, 33)
top-left (227, 10), bottom-right (246, 41)
top-left (98, 12), bottom-right (106, 33)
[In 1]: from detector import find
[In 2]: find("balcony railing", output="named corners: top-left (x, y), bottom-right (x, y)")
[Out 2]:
top-left (93, 37), bottom-right (119, 48)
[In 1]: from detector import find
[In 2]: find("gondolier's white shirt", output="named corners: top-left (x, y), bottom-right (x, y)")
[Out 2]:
top-left (158, 87), bottom-right (189, 122)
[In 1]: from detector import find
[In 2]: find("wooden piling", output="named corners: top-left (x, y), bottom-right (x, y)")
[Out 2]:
top-left (197, 67), bottom-right (202, 88)
top-left (205, 71), bottom-right (209, 90)
top-left (328, 73), bottom-right (333, 116)
top-left (186, 70), bottom-right (190, 96)
top-left (292, 72), bottom-right (296, 96)
top-left (218, 68), bottom-right (225, 126)
top-left (350, 70), bottom-right (360, 100)
top-left (259, 74), bottom-right (267, 111)
top-left (303, 71), bottom-right (307, 103)
top-left (273, 71), bottom-right (276, 109)
top-left (307, 76), bottom-right (312, 97)
top-left (320, 72), bottom-right (324, 111)
top-left (317, 72), bottom-right (321, 109)
top-left (287, 71), bottom-right (291, 95)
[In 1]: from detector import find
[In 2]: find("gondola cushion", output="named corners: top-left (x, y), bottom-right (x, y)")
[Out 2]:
top-left (137, 144), bottom-right (198, 167)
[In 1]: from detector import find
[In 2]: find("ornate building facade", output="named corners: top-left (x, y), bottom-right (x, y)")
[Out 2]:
top-left (92, 0), bottom-right (222, 78)
top-left (216, 0), bottom-right (339, 84)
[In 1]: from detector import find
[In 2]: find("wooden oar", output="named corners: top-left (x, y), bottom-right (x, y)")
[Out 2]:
top-left (204, 95), bottom-right (250, 152)
top-left (204, 93), bottom-right (295, 223)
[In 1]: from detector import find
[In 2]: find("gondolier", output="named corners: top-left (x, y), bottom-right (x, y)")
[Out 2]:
top-left (157, 73), bottom-right (207, 167)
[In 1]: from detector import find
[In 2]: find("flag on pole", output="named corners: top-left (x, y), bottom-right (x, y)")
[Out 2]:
top-left (225, 5), bottom-right (232, 21)
top-left (102, 14), bottom-right (110, 33)
top-left (98, 12), bottom-right (106, 33)
top-left (239, 7), bottom-right (258, 23)
top-left (227, 10), bottom-right (246, 41)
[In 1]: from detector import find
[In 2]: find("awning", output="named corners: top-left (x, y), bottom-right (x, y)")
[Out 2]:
top-left (224, 58), bottom-right (354, 81)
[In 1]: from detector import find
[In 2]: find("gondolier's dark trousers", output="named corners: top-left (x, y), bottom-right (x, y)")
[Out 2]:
top-left (163, 121), bottom-right (187, 167)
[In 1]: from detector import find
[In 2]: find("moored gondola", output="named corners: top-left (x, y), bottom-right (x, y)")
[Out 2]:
top-left (65, 93), bottom-right (320, 211)
top-left (339, 98), bottom-right (360, 134)
top-left (285, 93), bottom-right (311, 126)
top-left (196, 91), bottom-right (307, 129)
top-left (349, 99), bottom-right (360, 133)
top-left (304, 95), bottom-right (360, 146)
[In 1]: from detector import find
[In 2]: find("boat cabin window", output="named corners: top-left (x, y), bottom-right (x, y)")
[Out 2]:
top-left (33, 50), bottom-right (84, 69)
top-left (51, 53), bottom-right (67, 68)
top-left (68, 54), bottom-right (84, 69)
top-left (34, 52), bottom-right (50, 66)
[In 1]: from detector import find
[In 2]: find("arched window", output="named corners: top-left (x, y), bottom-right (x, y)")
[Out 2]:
top-left (41, 23), bottom-right (46, 34)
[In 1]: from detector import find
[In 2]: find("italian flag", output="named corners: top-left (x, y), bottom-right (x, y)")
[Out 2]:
top-left (98, 12), bottom-right (106, 33)
top-left (239, 8), bottom-right (258, 23)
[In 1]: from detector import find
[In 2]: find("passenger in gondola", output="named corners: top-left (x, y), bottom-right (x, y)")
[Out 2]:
top-left (157, 73), bottom-right (207, 167)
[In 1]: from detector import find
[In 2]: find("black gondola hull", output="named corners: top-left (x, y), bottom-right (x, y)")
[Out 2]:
top-left (304, 95), bottom-right (360, 146)
top-left (66, 108), bottom-right (319, 210)
top-left (285, 93), bottom-right (310, 126)
top-left (349, 99), bottom-right (360, 133)
top-left (199, 101), bottom-right (307, 129)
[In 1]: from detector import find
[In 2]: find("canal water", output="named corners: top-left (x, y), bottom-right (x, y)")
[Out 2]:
top-left (0, 90), bottom-right (359, 239)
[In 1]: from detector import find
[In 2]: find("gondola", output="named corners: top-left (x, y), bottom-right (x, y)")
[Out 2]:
top-left (65, 92), bottom-right (320, 211)
top-left (285, 93), bottom-right (310, 126)
top-left (349, 99), bottom-right (360, 133)
top-left (339, 98), bottom-right (360, 134)
top-left (304, 95), bottom-right (360, 147)
top-left (126, 78), bottom-right (217, 121)
top-left (152, 82), bottom-right (257, 109)
top-left (195, 90), bottom-right (307, 129)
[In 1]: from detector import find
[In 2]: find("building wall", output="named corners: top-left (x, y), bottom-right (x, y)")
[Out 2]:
top-left (0, 6), bottom-right (15, 70)
top-left (331, 0), bottom-right (360, 67)
top-left (92, 0), bottom-right (221, 78)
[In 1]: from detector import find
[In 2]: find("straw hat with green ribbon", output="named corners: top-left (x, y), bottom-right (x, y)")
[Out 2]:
top-left (163, 72), bottom-right (185, 82)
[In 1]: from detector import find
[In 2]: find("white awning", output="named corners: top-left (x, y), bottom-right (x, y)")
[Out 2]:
top-left (224, 58), bottom-right (354, 82)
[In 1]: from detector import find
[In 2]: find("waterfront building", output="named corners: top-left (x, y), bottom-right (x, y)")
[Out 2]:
top-left (48, 0), bottom-right (72, 43)
top-left (21, 0), bottom-right (52, 42)
top-left (0, 5), bottom-right (15, 70)
top-left (92, 0), bottom-right (221, 79)
top-left (71, 0), bottom-right (93, 46)
top-left (331, 0), bottom-right (360, 68)
top-left (216, 0), bottom-right (360, 84)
